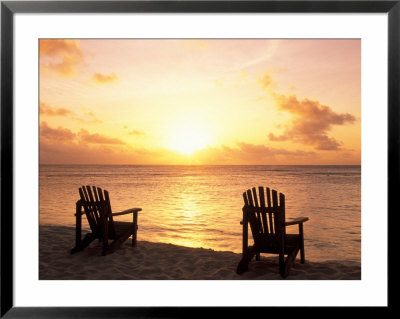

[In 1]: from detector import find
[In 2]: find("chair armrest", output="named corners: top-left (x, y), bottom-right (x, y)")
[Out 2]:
top-left (112, 208), bottom-right (142, 216)
top-left (285, 217), bottom-right (309, 226)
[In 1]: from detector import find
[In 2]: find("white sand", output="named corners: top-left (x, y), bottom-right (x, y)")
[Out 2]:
top-left (39, 225), bottom-right (361, 280)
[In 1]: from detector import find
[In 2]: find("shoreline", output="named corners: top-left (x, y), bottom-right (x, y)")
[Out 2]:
top-left (39, 225), bottom-right (361, 280)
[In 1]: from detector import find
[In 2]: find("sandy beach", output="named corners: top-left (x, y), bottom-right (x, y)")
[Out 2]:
top-left (39, 225), bottom-right (360, 280)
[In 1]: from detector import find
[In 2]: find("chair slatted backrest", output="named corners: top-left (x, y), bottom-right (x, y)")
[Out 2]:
top-left (243, 187), bottom-right (286, 251)
top-left (78, 186), bottom-right (115, 237)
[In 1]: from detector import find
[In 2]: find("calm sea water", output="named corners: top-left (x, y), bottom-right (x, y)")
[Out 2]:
top-left (39, 165), bottom-right (361, 262)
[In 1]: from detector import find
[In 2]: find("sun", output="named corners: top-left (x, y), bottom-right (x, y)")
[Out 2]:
top-left (167, 122), bottom-right (211, 155)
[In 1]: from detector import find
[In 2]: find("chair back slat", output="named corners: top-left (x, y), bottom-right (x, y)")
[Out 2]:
top-left (79, 187), bottom-right (97, 231)
top-left (246, 189), bottom-right (254, 207)
top-left (103, 189), bottom-right (116, 237)
top-left (251, 187), bottom-right (259, 207)
top-left (78, 185), bottom-right (113, 237)
top-left (243, 187), bottom-right (286, 252)
top-left (85, 185), bottom-right (101, 224)
top-left (279, 192), bottom-right (286, 239)
top-left (97, 186), bottom-right (105, 201)
top-left (79, 187), bottom-right (94, 231)
top-left (258, 186), bottom-right (270, 238)
top-left (266, 187), bottom-right (274, 234)
top-left (92, 186), bottom-right (99, 202)
top-left (243, 192), bottom-right (249, 206)
top-left (244, 190), bottom-right (258, 244)
top-left (271, 189), bottom-right (281, 248)
top-left (252, 187), bottom-right (263, 235)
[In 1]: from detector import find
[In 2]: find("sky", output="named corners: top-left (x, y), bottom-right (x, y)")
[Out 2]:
top-left (39, 39), bottom-right (361, 165)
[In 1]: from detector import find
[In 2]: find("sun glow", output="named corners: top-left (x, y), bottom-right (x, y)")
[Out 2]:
top-left (167, 122), bottom-right (211, 155)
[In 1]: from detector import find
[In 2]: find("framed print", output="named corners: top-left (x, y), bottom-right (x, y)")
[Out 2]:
top-left (1, 0), bottom-right (396, 317)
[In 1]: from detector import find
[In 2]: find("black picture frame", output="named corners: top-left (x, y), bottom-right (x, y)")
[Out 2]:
top-left (1, 0), bottom-right (396, 317)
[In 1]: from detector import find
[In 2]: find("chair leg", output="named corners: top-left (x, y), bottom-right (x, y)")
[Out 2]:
top-left (102, 238), bottom-right (109, 256)
top-left (71, 233), bottom-right (96, 254)
top-left (132, 211), bottom-right (138, 247)
top-left (132, 230), bottom-right (138, 247)
top-left (107, 232), bottom-right (132, 255)
top-left (280, 244), bottom-right (300, 278)
top-left (299, 223), bottom-right (305, 263)
top-left (300, 245), bottom-right (305, 264)
top-left (237, 246), bottom-right (256, 274)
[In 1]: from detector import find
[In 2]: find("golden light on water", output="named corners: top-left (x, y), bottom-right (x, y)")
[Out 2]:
top-left (161, 186), bottom-right (210, 248)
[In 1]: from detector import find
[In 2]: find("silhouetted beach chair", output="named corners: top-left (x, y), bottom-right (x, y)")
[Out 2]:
top-left (71, 186), bottom-right (141, 256)
top-left (237, 187), bottom-right (309, 278)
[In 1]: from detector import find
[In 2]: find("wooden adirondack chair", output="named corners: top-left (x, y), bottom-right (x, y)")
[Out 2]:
top-left (70, 186), bottom-right (142, 256)
top-left (237, 187), bottom-right (309, 278)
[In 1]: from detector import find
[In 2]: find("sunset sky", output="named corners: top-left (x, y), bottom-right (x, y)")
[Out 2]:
top-left (39, 39), bottom-right (360, 165)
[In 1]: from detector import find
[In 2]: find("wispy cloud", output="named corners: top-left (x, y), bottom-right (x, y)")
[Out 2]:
top-left (230, 41), bottom-right (279, 72)
top-left (230, 53), bottom-right (275, 73)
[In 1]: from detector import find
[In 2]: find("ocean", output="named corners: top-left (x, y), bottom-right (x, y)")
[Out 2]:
top-left (39, 165), bottom-right (361, 262)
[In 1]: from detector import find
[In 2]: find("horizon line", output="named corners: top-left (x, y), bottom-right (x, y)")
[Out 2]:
top-left (39, 163), bottom-right (361, 166)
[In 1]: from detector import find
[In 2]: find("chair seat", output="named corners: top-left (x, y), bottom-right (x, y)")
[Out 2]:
top-left (255, 234), bottom-right (301, 255)
top-left (109, 221), bottom-right (134, 239)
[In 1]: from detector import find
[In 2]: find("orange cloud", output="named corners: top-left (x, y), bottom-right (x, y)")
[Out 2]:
top-left (39, 39), bottom-right (84, 76)
top-left (39, 101), bottom-right (72, 117)
top-left (40, 122), bottom-right (125, 145)
top-left (40, 121), bottom-right (76, 142)
top-left (92, 72), bottom-right (118, 84)
top-left (268, 93), bottom-right (356, 150)
top-left (39, 121), bottom-right (357, 164)
top-left (258, 72), bottom-right (357, 151)
top-left (39, 123), bottom-right (173, 164)
top-left (39, 101), bottom-right (102, 124)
